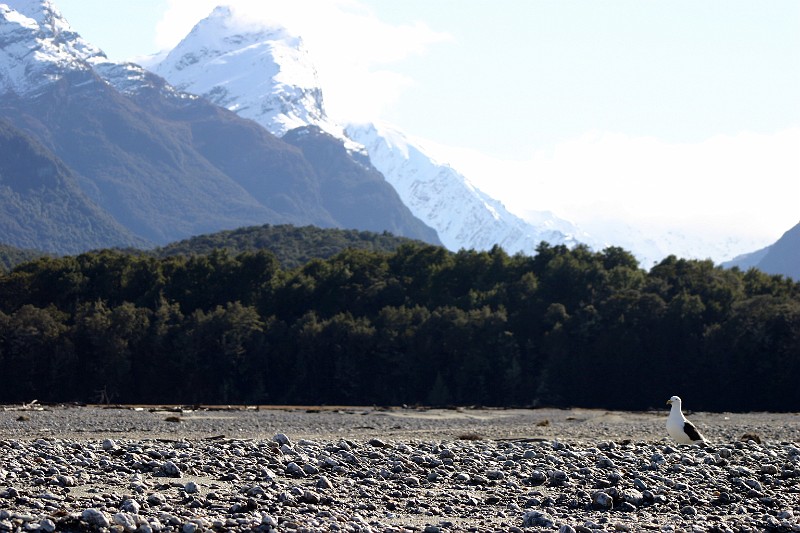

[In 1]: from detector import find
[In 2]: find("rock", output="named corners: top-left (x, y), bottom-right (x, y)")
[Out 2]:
top-left (616, 502), bottom-right (637, 512)
top-left (522, 510), bottom-right (555, 528)
top-left (529, 470), bottom-right (547, 485)
top-left (592, 491), bottom-right (613, 510)
top-left (621, 489), bottom-right (643, 506)
top-left (56, 474), bottom-right (76, 487)
top-left (81, 508), bottom-right (110, 528)
top-left (302, 463), bottom-right (319, 475)
top-left (285, 462), bottom-right (305, 477)
top-left (113, 512), bottom-right (137, 532)
top-left (549, 470), bottom-right (569, 485)
top-left (184, 481), bottom-right (199, 494)
top-left (487, 469), bottom-right (505, 480)
top-left (301, 490), bottom-right (321, 504)
top-left (102, 439), bottom-right (117, 451)
top-left (761, 464), bottom-right (779, 475)
top-left (681, 505), bottom-right (697, 516)
top-left (161, 461), bottom-right (182, 477)
top-left (273, 433), bottom-right (292, 446)
top-left (120, 498), bottom-right (141, 515)
top-left (405, 476), bottom-right (421, 487)
top-left (316, 476), bottom-right (334, 490)
top-left (147, 493), bottom-right (167, 506)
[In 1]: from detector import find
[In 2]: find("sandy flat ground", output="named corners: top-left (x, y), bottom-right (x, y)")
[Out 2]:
top-left (2, 404), bottom-right (799, 444)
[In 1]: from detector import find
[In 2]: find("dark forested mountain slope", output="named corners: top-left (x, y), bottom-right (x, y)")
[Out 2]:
top-left (0, 117), bottom-right (145, 253)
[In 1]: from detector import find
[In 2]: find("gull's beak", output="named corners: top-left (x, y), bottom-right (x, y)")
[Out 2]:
top-left (666, 400), bottom-right (672, 405)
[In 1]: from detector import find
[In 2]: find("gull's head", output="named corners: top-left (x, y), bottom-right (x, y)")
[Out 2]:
top-left (667, 395), bottom-right (682, 406)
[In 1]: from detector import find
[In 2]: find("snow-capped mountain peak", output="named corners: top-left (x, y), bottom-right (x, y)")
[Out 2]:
top-left (149, 6), bottom-right (592, 257)
top-left (152, 5), bottom-right (339, 139)
top-left (0, 0), bottom-right (105, 95)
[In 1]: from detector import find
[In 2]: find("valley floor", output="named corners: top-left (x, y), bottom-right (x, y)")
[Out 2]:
top-left (1, 406), bottom-right (799, 532)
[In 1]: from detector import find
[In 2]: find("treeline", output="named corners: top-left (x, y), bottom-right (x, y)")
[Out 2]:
top-left (0, 243), bottom-right (46, 273)
top-left (153, 224), bottom-right (425, 269)
top-left (1, 243), bottom-right (798, 411)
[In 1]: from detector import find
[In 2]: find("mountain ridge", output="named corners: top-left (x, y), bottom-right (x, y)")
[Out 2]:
top-left (147, 6), bottom-right (581, 257)
top-left (0, 0), bottom-right (440, 251)
top-left (724, 221), bottom-right (800, 280)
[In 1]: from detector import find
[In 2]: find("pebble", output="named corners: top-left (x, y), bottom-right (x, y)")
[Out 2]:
top-left (0, 408), bottom-right (799, 532)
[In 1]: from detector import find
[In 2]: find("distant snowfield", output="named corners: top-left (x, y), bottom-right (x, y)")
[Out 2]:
top-left (422, 127), bottom-right (800, 265)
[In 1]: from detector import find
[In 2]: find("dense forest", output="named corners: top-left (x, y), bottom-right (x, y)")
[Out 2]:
top-left (0, 239), bottom-right (798, 411)
top-left (153, 224), bottom-right (425, 269)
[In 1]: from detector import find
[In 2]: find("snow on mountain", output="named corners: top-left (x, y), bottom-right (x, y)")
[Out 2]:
top-left (151, 6), bottom-right (342, 140)
top-left (0, 0), bottom-right (104, 94)
top-left (148, 6), bottom-right (586, 256)
top-left (345, 122), bottom-right (585, 254)
top-left (569, 216), bottom-right (769, 268)
top-left (0, 0), bottom-right (166, 99)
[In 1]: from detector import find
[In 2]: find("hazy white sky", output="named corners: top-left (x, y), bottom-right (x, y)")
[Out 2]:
top-left (55, 0), bottom-right (800, 251)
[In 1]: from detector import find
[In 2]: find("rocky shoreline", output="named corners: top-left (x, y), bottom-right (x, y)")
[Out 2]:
top-left (1, 405), bottom-right (799, 532)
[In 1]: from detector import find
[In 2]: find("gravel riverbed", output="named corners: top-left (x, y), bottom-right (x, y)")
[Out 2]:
top-left (1, 405), bottom-right (799, 532)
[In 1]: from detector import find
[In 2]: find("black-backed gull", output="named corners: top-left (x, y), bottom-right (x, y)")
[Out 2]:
top-left (666, 395), bottom-right (706, 444)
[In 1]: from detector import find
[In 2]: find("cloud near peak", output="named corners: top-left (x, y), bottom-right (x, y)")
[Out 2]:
top-left (155, 0), bottom-right (451, 123)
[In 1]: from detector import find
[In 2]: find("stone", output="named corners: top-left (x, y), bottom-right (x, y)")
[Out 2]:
top-left (316, 476), bottom-right (334, 490)
top-left (522, 510), bottom-right (555, 528)
top-left (81, 509), bottom-right (110, 528)
top-left (621, 489), bottom-right (643, 506)
top-left (147, 493), bottom-right (167, 506)
top-left (161, 461), bottom-right (182, 478)
top-left (273, 433), bottom-right (292, 446)
top-left (120, 498), bottom-right (140, 514)
top-left (285, 462), bottom-right (305, 477)
top-left (680, 505), bottom-right (697, 516)
top-left (113, 512), bottom-right (137, 532)
top-left (301, 490), bottom-right (321, 504)
top-left (592, 491), bottom-right (613, 510)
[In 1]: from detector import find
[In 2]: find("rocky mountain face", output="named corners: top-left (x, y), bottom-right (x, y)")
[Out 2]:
top-left (147, 6), bottom-right (581, 257)
top-left (724, 222), bottom-right (800, 281)
top-left (0, 0), bottom-right (439, 252)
